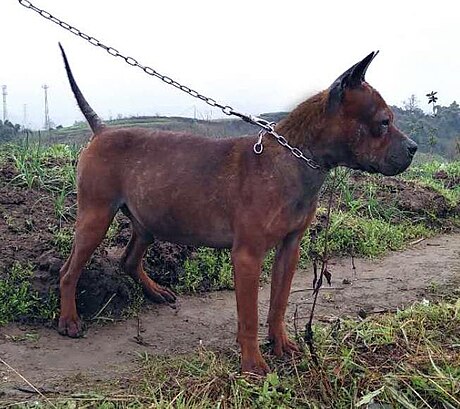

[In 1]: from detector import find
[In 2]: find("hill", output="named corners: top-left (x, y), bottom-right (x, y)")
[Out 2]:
top-left (1, 98), bottom-right (459, 158)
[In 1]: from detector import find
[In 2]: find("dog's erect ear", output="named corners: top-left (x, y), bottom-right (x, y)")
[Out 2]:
top-left (327, 51), bottom-right (379, 113)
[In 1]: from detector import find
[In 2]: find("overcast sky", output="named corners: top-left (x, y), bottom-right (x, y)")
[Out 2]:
top-left (2, 0), bottom-right (459, 129)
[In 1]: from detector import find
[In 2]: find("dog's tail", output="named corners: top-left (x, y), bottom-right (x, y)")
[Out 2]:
top-left (59, 43), bottom-right (105, 136)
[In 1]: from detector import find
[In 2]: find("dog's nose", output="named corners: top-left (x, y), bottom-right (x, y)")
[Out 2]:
top-left (407, 140), bottom-right (418, 156)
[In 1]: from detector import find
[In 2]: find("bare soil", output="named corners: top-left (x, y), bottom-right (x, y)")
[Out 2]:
top-left (1, 233), bottom-right (459, 398)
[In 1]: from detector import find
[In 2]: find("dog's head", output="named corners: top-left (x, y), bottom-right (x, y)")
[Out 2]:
top-left (317, 52), bottom-right (417, 176)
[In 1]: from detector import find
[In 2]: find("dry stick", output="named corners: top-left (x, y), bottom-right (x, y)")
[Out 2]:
top-left (303, 169), bottom-right (351, 364)
top-left (304, 172), bottom-right (336, 364)
top-left (15, 386), bottom-right (56, 394)
top-left (351, 251), bottom-right (357, 278)
top-left (0, 358), bottom-right (57, 408)
top-left (409, 237), bottom-right (426, 246)
top-left (133, 313), bottom-right (151, 346)
top-left (91, 292), bottom-right (117, 320)
top-left (291, 287), bottom-right (345, 294)
top-left (293, 304), bottom-right (300, 342)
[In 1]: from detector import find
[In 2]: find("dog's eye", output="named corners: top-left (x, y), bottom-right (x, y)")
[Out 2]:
top-left (380, 119), bottom-right (390, 135)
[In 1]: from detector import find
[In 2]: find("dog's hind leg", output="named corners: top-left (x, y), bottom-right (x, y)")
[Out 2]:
top-left (58, 206), bottom-right (115, 337)
top-left (120, 227), bottom-right (176, 304)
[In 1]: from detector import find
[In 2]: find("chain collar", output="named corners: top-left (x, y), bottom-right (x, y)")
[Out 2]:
top-left (249, 117), bottom-right (321, 170)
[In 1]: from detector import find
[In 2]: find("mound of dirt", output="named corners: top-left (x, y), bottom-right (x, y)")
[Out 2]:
top-left (0, 160), bottom-right (192, 322)
top-left (108, 217), bottom-right (194, 290)
top-left (433, 169), bottom-right (460, 190)
top-left (349, 173), bottom-right (459, 223)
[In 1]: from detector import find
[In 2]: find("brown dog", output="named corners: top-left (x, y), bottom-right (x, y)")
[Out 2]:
top-left (58, 45), bottom-right (417, 375)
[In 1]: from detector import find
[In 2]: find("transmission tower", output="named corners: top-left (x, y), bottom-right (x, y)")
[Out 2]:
top-left (42, 84), bottom-right (50, 130)
top-left (23, 104), bottom-right (28, 129)
top-left (2, 85), bottom-right (7, 122)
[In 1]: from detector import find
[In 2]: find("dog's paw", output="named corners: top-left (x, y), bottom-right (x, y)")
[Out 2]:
top-left (58, 315), bottom-right (84, 338)
top-left (241, 355), bottom-right (271, 376)
top-left (145, 283), bottom-right (177, 304)
top-left (269, 330), bottom-right (300, 357)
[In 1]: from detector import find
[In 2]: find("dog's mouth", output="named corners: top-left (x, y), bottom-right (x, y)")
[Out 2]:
top-left (377, 139), bottom-right (418, 176)
top-left (367, 164), bottom-right (379, 174)
top-left (362, 156), bottom-right (413, 176)
top-left (377, 156), bottom-right (414, 176)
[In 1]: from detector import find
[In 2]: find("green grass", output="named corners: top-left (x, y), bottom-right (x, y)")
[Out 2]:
top-left (0, 262), bottom-right (59, 324)
top-left (177, 248), bottom-right (234, 292)
top-left (51, 225), bottom-right (74, 257)
top-left (8, 141), bottom-right (79, 223)
top-left (3, 300), bottom-right (458, 408)
top-left (307, 209), bottom-right (433, 258)
top-left (403, 160), bottom-right (460, 204)
top-left (0, 262), bottom-right (37, 325)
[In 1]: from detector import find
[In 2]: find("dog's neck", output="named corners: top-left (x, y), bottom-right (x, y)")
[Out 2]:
top-left (274, 90), bottom-right (332, 169)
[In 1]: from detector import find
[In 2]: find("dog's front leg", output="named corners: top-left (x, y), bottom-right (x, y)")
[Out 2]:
top-left (231, 245), bottom-right (269, 375)
top-left (267, 231), bottom-right (304, 357)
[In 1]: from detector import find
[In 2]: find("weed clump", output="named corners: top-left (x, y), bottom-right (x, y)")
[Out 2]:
top-left (0, 262), bottom-right (58, 324)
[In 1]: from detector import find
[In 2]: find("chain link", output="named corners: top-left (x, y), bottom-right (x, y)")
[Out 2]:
top-left (18, 0), bottom-right (320, 170)
top-left (271, 130), bottom-right (320, 169)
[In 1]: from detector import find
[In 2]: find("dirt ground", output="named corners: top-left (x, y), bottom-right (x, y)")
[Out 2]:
top-left (1, 233), bottom-right (459, 399)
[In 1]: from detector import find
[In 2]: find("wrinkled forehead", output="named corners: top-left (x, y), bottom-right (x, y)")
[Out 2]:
top-left (342, 83), bottom-right (392, 120)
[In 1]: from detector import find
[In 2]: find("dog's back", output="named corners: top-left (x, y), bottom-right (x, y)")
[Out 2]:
top-left (77, 126), bottom-right (314, 248)
top-left (78, 128), bottom-right (238, 247)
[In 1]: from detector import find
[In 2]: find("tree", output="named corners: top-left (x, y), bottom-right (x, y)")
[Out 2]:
top-left (0, 119), bottom-right (21, 143)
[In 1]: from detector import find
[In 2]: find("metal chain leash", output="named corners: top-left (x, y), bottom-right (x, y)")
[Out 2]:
top-left (18, 0), bottom-right (320, 170)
